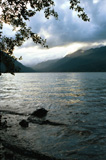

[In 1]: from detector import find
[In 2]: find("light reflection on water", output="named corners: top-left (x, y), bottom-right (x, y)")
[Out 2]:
top-left (0, 72), bottom-right (106, 110)
top-left (0, 73), bottom-right (106, 111)
top-left (0, 73), bottom-right (106, 159)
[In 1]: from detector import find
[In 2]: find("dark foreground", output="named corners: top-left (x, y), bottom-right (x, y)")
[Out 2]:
top-left (0, 107), bottom-right (106, 160)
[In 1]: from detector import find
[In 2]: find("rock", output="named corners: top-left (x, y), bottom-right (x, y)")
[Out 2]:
top-left (31, 108), bottom-right (48, 118)
top-left (2, 120), bottom-right (7, 127)
top-left (79, 130), bottom-right (91, 136)
top-left (0, 120), bottom-right (8, 129)
top-left (0, 114), bottom-right (2, 119)
top-left (4, 151), bottom-right (14, 160)
top-left (19, 120), bottom-right (29, 128)
top-left (40, 120), bottom-right (65, 126)
top-left (0, 114), bottom-right (2, 124)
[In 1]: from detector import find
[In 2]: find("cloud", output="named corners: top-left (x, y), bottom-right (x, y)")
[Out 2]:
top-left (22, 0), bottom-right (106, 49)
top-left (14, 40), bottom-right (106, 66)
top-left (14, 42), bottom-right (87, 66)
top-left (4, 0), bottom-right (106, 65)
top-left (3, 0), bottom-right (106, 46)
top-left (93, 0), bottom-right (100, 3)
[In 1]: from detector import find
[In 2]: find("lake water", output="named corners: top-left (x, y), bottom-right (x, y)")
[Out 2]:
top-left (0, 73), bottom-right (106, 160)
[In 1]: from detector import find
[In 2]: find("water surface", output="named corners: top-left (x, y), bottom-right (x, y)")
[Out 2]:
top-left (0, 73), bottom-right (106, 160)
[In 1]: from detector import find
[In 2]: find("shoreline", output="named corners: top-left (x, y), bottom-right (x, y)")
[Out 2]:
top-left (0, 110), bottom-right (66, 160)
top-left (0, 108), bottom-right (106, 160)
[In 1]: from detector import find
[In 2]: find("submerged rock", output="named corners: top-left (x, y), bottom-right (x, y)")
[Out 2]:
top-left (4, 151), bottom-right (14, 160)
top-left (19, 120), bottom-right (29, 128)
top-left (0, 120), bottom-right (8, 129)
top-left (40, 120), bottom-right (65, 126)
top-left (0, 114), bottom-right (2, 124)
top-left (28, 116), bottom-right (65, 126)
top-left (31, 108), bottom-right (48, 118)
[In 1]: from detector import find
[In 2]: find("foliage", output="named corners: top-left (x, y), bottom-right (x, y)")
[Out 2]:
top-left (0, 50), bottom-right (20, 74)
top-left (0, 0), bottom-right (89, 74)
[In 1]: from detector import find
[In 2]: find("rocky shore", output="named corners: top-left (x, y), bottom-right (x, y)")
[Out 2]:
top-left (0, 109), bottom-right (67, 160)
top-left (0, 112), bottom-right (35, 160)
top-left (1, 107), bottom-right (106, 160)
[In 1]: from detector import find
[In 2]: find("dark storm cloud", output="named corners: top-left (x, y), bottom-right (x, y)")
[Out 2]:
top-left (23, 0), bottom-right (106, 48)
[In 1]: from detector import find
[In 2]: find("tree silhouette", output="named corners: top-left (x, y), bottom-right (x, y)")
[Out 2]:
top-left (0, 0), bottom-right (89, 74)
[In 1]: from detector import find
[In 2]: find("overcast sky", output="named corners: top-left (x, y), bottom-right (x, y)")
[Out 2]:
top-left (4, 0), bottom-right (106, 66)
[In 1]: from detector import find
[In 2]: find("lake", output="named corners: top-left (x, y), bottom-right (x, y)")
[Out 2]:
top-left (0, 73), bottom-right (106, 160)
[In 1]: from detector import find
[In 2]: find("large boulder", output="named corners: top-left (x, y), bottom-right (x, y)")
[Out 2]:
top-left (31, 108), bottom-right (48, 118)
top-left (19, 120), bottom-right (29, 128)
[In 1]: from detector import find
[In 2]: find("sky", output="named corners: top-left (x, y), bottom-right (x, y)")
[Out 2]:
top-left (3, 0), bottom-right (106, 66)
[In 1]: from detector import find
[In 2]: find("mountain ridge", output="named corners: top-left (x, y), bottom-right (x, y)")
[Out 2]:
top-left (31, 46), bottom-right (106, 72)
top-left (0, 51), bottom-right (35, 73)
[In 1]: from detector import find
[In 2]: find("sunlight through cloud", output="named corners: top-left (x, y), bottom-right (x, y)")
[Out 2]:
top-left (93, 0), bottom-right (99, 4)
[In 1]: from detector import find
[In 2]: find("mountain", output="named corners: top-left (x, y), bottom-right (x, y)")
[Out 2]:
top-left (0, 51), bottom-right (35, 73)
top-left (15, 60), bottom-right (36, 72)
top-left (31, 59), bottom-right (60, 72)
top-left (31, 46), bottom-right (106, 72)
